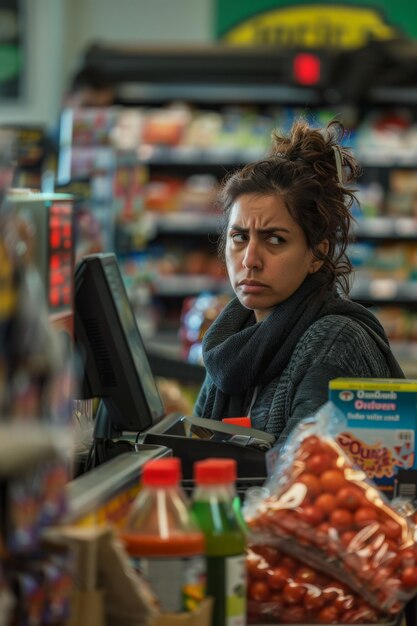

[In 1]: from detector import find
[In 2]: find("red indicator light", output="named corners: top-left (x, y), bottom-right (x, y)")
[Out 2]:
top-left (293, 53), bottom-right (321, 86)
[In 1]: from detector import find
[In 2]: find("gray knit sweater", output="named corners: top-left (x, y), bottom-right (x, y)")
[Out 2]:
top-left (193, 315), bottom-right (392, 442)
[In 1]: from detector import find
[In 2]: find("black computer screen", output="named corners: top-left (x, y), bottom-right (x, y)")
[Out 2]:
top-left (74, 253), bottom-right (165, 432)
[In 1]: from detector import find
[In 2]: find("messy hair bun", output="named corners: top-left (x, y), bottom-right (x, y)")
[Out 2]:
top-left (218, 119), bottom-right (361, 295)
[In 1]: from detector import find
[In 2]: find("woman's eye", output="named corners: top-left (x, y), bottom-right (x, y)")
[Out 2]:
top-left (267, 235), bottom-right (284, 245)
top-left (230, 232), bottom-right (246, 243)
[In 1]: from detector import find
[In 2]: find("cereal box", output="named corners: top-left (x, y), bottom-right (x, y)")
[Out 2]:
top-left (328, 378), bottom-right (417, 496)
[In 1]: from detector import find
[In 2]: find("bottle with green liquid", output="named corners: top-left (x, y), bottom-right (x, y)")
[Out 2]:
top-left (191, 458), bottom-right (247, 626)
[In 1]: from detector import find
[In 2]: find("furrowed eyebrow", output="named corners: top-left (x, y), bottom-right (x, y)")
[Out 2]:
top-left (229, 224), bottom-right (290, 235)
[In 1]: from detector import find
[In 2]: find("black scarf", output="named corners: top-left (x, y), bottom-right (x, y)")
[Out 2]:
top-left (202, 273), bottom-right (404, 420)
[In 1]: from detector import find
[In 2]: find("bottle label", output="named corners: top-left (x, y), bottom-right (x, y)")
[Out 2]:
top-left (130, 555), bottom-right (205, 613)
top-left (225, 554), bottom-right (246, 626)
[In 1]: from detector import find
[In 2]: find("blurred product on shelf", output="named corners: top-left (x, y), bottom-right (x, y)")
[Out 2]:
top-left (0, 162), bottom-right (76, 625)
top-left (180, 293), bottom-right (231, 364)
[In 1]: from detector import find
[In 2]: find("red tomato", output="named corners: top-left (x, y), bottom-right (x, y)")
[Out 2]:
top-left (248, 580), bottom-right (270, 602)
top-left (283, 581), bottom-right (306, 604)
top-left (246, 555), bottom-right (268, 580)
top-left (401, 566), bottom-right (417, 588)
top-left (320, 469), bottom-right (348, 493)
top-left (300, 435), bottom-right (322, 454)
top-left (336, 486), bottom-right (363, 511)
top-left (267, 566), bottom-right (292, 590)
top-left (334, 592), bottom-right (355, 611)
top-left (317, 605), bottom-right (340, 623)
top-left (295, 566), bottom-right (317, 584)
top-left (380, 518), bottom-right (402, 540)
top-left (315, 492), bottom-right (337, 515)
top-left (306, 453), bottom-right (333, 475)
top-left (280, 606), bottom-right (307, 623)
top-left (394, 548), bottom-right (417, 570)
top-left (340, 530), bottom-right (357, 548)
top-left (300, 504), bottom-right (325, 526)
top-left (250, 544), bottom-right (281, 566)
top-left (330, 508), bottom-right (354, 531)
top-left (280, 555), bottom-right (298, 573)
top-left (303, 588), bottom-right (326, 611)
top-left (297, 472), bottom-right (321, 498)
top-left (354, 506), bottom-right (379, 527)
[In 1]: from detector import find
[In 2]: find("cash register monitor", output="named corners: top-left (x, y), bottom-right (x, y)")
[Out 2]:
top-left (74, 253), bottom-right (165, 434)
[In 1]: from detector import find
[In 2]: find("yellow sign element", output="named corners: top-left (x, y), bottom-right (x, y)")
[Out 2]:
top-left (224, 5), bottom-right (398, 49)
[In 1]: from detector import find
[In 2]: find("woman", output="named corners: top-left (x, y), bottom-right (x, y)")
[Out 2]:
top-left (193, 119), bottom-right (404, 442)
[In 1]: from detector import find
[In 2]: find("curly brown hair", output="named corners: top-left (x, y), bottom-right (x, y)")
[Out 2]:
top-left (217, 119), bottom-right (361, 295)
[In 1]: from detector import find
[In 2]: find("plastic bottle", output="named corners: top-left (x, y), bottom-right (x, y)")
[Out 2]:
top-left (191, 458), bottom-right (247, 626)
top-left (121, 457), bottom-right (206, 613)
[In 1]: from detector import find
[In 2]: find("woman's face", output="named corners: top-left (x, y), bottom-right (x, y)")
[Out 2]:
top-left (225, 193), bottom-right (323, 322)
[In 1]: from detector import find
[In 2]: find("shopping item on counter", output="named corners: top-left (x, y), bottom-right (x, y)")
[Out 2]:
top-left (329, 378), bottom-right (417, 497)
top-left (246, 544), bottom-right (389, 624)
top-left (244, 401), bottom-right (417, 615)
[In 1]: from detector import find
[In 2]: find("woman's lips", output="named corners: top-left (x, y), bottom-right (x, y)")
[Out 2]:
top-left (238, 280), bottom-right (269, 293)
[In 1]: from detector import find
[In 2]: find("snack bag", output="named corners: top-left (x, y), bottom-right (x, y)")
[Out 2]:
top-left (246, 544), bottom-right (389, 624)
top-left (244, 402), bottom-right (417, 615)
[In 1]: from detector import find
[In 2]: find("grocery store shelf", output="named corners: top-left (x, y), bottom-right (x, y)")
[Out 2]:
top-left (153, 274), bottom-right (232, 297)
top-left (149, 212), bottom-right (220, 235)
top-left (0, 425), bottom-right (73, 475)
top-left (136, 144), bottom-right (266, 165)
top-left (353, 217), bottom-right (417, 240)
top-left (351, 278), bottom-right (417, 304)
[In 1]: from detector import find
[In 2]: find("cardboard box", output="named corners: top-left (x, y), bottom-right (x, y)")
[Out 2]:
top-left (328, 378), bottom-right (417, 496)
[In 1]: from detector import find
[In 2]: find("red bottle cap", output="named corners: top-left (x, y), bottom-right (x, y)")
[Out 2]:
top-left (194, 458), bottom-right (237, 485)
top-left (222, 417), bottom-right (252, 428)
top-left (142, 457), bottom-right (182, 487)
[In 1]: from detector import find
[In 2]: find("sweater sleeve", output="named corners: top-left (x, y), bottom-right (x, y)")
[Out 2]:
top-left (192, 373), bottom-right (212, 417)
top-left (276, 315), bottom-right (392, 443)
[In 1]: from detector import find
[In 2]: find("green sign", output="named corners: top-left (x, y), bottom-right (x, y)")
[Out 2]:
top-left (215, 1), bottom-right (416, 47)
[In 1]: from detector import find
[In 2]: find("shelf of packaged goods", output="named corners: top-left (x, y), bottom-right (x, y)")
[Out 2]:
top-left (148, 212), bottom-right (220, 235)
top-left (353, 218), bottom-right (417, 240)
top-left (350, 279), bottom-right (417, 304)
top-left (152, 274), bottom-right (231, 297)
top-left (135, 144), bottom-right (266, 166)
top-left (0, 425), bottom-right (73, 476)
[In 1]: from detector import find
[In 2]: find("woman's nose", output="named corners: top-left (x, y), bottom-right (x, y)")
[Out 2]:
top-left (242, 240), bottom-right (262, 269)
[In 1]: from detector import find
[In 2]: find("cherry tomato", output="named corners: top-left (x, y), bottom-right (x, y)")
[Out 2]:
top-left (300, 435), bottom-right (322, 454)
top-left (336, 486), bottom-right (363, 511)
top-left (269, 592), bottom-right (286, 613)
top-left (340, 530), bottom-right (357, 548)
top-left (300, 504), bottom-right (325, 526)
top-left (246, 555), bottom-right (268, 580)
top-left (354, 506), bottom-right (379, 527)
top-left (294, 566), bottom-right (317, 584)
top-left (306, 453), bottom-right (333, 475)
top-left (320, 469), bottom-right (348, 493)
top-left (248, 580), bottom-right (270, 602)
top-left (334, 592), bottom-right (355, 611)
top-left (303, 588), bottom-right (326, 611)
top-left (315, 492), bottom-right (337, 515)
top-left (280, 555), bottom-right (298, 573)
top-left (401, 565), bottom-right (417, 588)
top-left (283, 581), bottom-right (306, 604)
top-left (380, 518), bottom-right (402, 540)
top-left (251, 544), bottom-right (281, 565)
top-left (317, 605), bottom-right (340, 623)
top-left (330, 508), bottom-right (354, 531)
top-left (280, 606), bottom-right (307, 623)
top-left (297, 472), bottom-right (321, 498)
top-left (267, 566), bottom-right (291, 590)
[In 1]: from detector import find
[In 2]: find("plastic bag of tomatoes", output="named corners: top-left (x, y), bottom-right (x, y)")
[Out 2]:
top-left (244, 402), bottom-right (417, 616)
top-left (247, 544), bottom-right (391, 624)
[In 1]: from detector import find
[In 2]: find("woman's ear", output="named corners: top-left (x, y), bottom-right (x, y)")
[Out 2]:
top-left (309, 240), bottom-right (329, 273)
